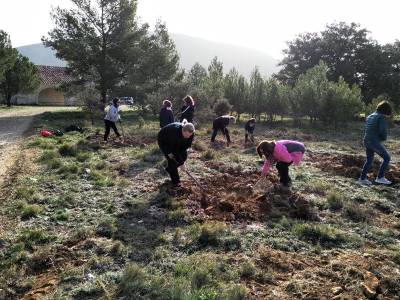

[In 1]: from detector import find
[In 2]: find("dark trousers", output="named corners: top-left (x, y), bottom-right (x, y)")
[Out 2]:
top-left (104, 120), bottom-right (120, 141)
top-left (276, 161), bottom-right (292, 186)
top-left (211, 127), bottom-right (231, 143)
top-left (245, 131), bottom-right (254, 143)
top-left (166, 157), bottom-right (183, 184)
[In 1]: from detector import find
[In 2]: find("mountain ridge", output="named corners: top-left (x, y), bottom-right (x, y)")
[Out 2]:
top-left (17, 33), bottom-right (280, 77)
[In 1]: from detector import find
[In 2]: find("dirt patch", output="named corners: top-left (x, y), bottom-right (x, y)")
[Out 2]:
top-left (173, 162), bottom-right (317, 222)
top-left (247, 247), bottom-right (398, 300)
top-left (21, 273), bottom-right (58, 300)
top-left (309, 151), bottom-right (400, 183)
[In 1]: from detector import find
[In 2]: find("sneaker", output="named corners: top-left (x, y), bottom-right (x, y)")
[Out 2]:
top-left (357, 178), bottom-right (372, 186)
top-left (375, 177), bottom-right (392, 185)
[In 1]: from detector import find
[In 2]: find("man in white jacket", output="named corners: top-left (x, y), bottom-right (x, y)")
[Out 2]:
top-left (104, 98), bottom-right (121, 142)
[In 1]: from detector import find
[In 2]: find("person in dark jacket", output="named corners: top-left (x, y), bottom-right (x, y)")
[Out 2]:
top-left (245, 118), bottom-right (256, 143)
top-left (159, 100), bottom-right (174, 128)
top-left (358, 101), bottom-right (393, 185)
top-left (158, 120), bottom-right (195, 187)
top-left (179, 95), bottom-right (195, 122)
top-left (211, 115), bottom-right (236, 146)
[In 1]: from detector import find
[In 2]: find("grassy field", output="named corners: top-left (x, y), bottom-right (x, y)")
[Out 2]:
top-left (0, 108), bottom-right (399, 299)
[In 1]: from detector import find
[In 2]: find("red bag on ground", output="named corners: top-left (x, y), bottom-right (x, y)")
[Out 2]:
top-left (40, 130), bottom-right (54, 137)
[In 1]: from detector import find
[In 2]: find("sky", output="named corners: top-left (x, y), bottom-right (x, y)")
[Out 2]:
top-left (0, 0), bottom-right (399, 59)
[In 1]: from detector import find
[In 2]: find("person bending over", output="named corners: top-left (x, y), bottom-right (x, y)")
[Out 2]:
top-left (211, 115), bottom-right (236, 146)
top-left (158, 119), bottom-right (195, 187)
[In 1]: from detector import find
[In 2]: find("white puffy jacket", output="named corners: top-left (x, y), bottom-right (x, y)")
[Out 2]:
top-left (104, 105), bottom-right (120, 123)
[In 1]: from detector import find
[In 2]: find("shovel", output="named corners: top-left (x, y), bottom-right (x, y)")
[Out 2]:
top-left (181, 166), bottom-right (206, 193)
top-left (172, 158), bottom-right (209, 208)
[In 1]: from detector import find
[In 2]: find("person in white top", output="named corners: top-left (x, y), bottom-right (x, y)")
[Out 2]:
top-left (104, 98), bottom-right (121, 142)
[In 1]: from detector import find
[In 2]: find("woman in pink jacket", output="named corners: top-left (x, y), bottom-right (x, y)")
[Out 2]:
top-left (256, 140), bottom-right (305, 187)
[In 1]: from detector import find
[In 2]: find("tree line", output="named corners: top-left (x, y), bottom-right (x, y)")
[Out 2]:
top-left (1, 0), bottom-right (399, 126)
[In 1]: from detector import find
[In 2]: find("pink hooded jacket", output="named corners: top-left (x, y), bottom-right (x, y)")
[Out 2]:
top-left (261, 140), bottom-right (305, 175)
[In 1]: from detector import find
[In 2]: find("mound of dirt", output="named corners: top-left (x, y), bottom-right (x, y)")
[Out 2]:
top-left (309, 152), bottom-right (400, 183)
top-left (175, 165), bottom-right (317, 222)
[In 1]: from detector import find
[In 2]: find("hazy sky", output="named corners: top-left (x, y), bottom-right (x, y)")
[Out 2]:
top-left (0, 0), bottom-right (399, 59)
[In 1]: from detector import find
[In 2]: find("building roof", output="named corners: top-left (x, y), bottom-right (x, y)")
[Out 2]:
top-left (37, 65), bottom-right (73, 88)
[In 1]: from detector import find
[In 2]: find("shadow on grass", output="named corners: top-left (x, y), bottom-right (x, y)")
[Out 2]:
top-left (115, 185), bottom-right (180, 263)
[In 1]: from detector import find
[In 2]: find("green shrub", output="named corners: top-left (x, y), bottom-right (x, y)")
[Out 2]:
top-left (15, 187), bottom-right (35, 200)
top-left (94, 161), bottom-right (108, 170)
top-left (39, 150), bottom-right (58, 162)
top-left (54, 209), bottom-right (70, 221)
top-left (202, 150), bottom-right (215, 161)
top-left (223, 284), bottom-right (247, 300)
top-left (239, 261), bottom-right (256, 278)
top-left (21, 204), bottom-right (43, 219)
top-left (89, 171), bottom-right (113, 187)
top-left (167, 209), bottom-right (186, 225)
top-left (76, 152), bottom-right (91, 162)
top-left (96, 217), bottom-right (117, 238)
top-left (191, 268), bottom-right (211, 289)
top-left (292, 223), bottom-right (349, 247)
top-left (327, 191), bottom-right (344, 211)
top-left (27, 247), bottom-right (53, 272)
top-left (58, 163), bottom-right (79, 175)
top-left (48, 158), bottom-right (62, 169)
top-left (119, 263), bottom-right (148, 297)
top-left (73, 282), bottom-right (105, 298)
top-left (392, 251), bottom-right (400, 265)
top-left (198, 222), bottom-right (226, 247)
top-left (343, 203), bottom-right (370, 222)
top-left (59, 143), bottom-right (78, 157)
top-left (18, 229), bottom-right (51, 249)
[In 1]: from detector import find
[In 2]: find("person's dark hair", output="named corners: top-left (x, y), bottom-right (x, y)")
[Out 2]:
top-left (183, 95), bottom-right (195, 106)
top-left (249, 118), bottom-right (256, 123)
top-left (163, 100), bottom-right (172, 108)
top-left (256, 140), bottom-right (276, 159)
top-left (112, 97), bottom-right (120, 105)
top-left (376, 101), bottom-right (392, 116)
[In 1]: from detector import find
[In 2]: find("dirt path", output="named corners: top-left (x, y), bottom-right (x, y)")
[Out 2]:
top-left (0, 106), bottom-right (76, 186)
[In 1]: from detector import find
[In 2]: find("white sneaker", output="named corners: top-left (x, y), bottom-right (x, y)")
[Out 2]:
top-left (357, 178), bottom-right (372, 186)
top-left (375, 177), bottom-right (392, 185)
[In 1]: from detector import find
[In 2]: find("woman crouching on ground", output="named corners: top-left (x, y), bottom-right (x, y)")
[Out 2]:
top-left (257, 140), bottom-right (305, 188)
top-left (158, 119), bottom-right (195, 187)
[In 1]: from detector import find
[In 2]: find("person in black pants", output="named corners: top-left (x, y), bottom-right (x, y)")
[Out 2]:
top-left (179, 95), bottom-right (195, 122)
top-left (159, 100), bottom-right (174, 128)
top-left (104, 98), bottom-right (121, 142)
top-left (211, 115), bottom-right (236, 146)
top-left (245, 118), bottom-right (256, 144)
top-left (276, 161), bottom-right (293, 186)
top-left (158, 120), bottom-right (195, 187)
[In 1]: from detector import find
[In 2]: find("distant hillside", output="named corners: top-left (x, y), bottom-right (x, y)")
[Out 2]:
top-left (18, 44), bottom-right (66, 67)
top-left (18, 33), bottom-right (280, 77)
